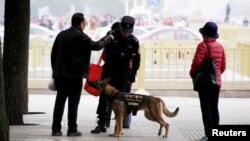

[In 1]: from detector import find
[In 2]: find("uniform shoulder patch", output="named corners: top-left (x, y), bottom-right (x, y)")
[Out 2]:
top-left (133, 37), bottom-right (138, 42)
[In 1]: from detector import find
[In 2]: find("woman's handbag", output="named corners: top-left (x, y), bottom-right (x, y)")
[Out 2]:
top-left (84, 53), bottom-right (103, 96)
top-left (193, 43), bottom-right (218, 91)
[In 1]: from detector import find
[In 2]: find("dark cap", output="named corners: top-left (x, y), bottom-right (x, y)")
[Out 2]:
top-left (199, 22), bottom-right (219, 39)
top-left (121, 16), bottom-right (135, 33)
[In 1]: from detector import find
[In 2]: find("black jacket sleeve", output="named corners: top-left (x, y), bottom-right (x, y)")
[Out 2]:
top-left (51, 33), bottom-right (61, 77)
top-left (104, 30), bottom-right (125, 58)
top-left (84, 33), bottom-right (113, 51)
top-left (131, 38), bottom-right (140, 75)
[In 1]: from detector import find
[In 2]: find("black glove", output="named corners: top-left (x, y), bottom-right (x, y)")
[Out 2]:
top-left (107, 30), bottom-right (115, 35)
top-left (129, 74), bottom-right (136, 83)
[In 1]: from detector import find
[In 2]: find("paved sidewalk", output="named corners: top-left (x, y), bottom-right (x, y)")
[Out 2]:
top-left (10, 93), bottom-right (250, 141)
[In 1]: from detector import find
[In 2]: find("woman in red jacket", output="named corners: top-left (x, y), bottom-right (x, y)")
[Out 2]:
top-left (190, 22), bottom-right (226, 141)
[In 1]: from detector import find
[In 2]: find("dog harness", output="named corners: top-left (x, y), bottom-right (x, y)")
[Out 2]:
top-left (108, 92), bottom-right (148, 115)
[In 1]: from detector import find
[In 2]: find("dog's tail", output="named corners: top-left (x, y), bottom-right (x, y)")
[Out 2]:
top-left (161, 100), bottom-right (179, 117)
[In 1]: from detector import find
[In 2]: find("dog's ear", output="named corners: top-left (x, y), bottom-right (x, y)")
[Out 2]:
top-left (104, 77), bottom-right (111, 84)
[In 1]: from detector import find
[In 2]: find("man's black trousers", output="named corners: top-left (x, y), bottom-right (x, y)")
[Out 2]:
top-left (52, 77), bottom-right (82, 132)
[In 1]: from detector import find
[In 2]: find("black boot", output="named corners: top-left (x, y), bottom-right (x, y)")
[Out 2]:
top-left (97, 118), bottom-right (110, 128)
top-left (67, 130), bottom-right (82, 136)
top-left (51, 130), bottom-right (62, 136)
top-left (90, 125), bottom-right (107, 134)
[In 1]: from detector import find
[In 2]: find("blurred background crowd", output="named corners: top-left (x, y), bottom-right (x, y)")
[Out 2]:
top-left (1, 0), bottom-right (249, 32)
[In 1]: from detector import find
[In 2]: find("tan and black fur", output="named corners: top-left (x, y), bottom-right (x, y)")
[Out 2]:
top-left (88, 78), bottom-right (179, 138)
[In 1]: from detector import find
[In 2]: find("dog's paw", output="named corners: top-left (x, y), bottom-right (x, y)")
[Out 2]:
top-left (109, 133), bottom-right (120, 137)
top-left (162, 135), bottom-right (168, 138)
top-left (109, 134), bottom-right (115, 137)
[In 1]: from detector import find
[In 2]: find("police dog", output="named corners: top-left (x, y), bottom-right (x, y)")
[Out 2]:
top-left (88, 78), bottom-right (179, 138)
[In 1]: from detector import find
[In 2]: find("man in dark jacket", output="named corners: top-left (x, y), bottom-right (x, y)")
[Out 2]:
top-left (91, 16), bottom-right (140, 134)
top-left (51, 13), bottom-right (113, 136)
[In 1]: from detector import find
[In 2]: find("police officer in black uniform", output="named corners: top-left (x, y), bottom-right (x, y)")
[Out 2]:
top-left (91, 16), bottom-right (140, 133)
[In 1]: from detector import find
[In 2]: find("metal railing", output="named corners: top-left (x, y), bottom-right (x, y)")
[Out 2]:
top-left (136, 40), bottom-right (250, 90)
top-left (25, 39), bottom-right (250, 90)
top-left (1, 35), bottom-right (250, 90)
top-left (1, 25), bottom-right (250, 90)
top-left (138, 24), bottom-right (250, 90)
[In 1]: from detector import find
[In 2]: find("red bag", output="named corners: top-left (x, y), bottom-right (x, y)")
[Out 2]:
top-left (84, 54), bottom-right (103, 96)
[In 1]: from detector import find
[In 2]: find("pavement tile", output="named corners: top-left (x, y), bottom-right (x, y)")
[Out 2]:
top-left (9, 94), bottom-right (250, 141)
